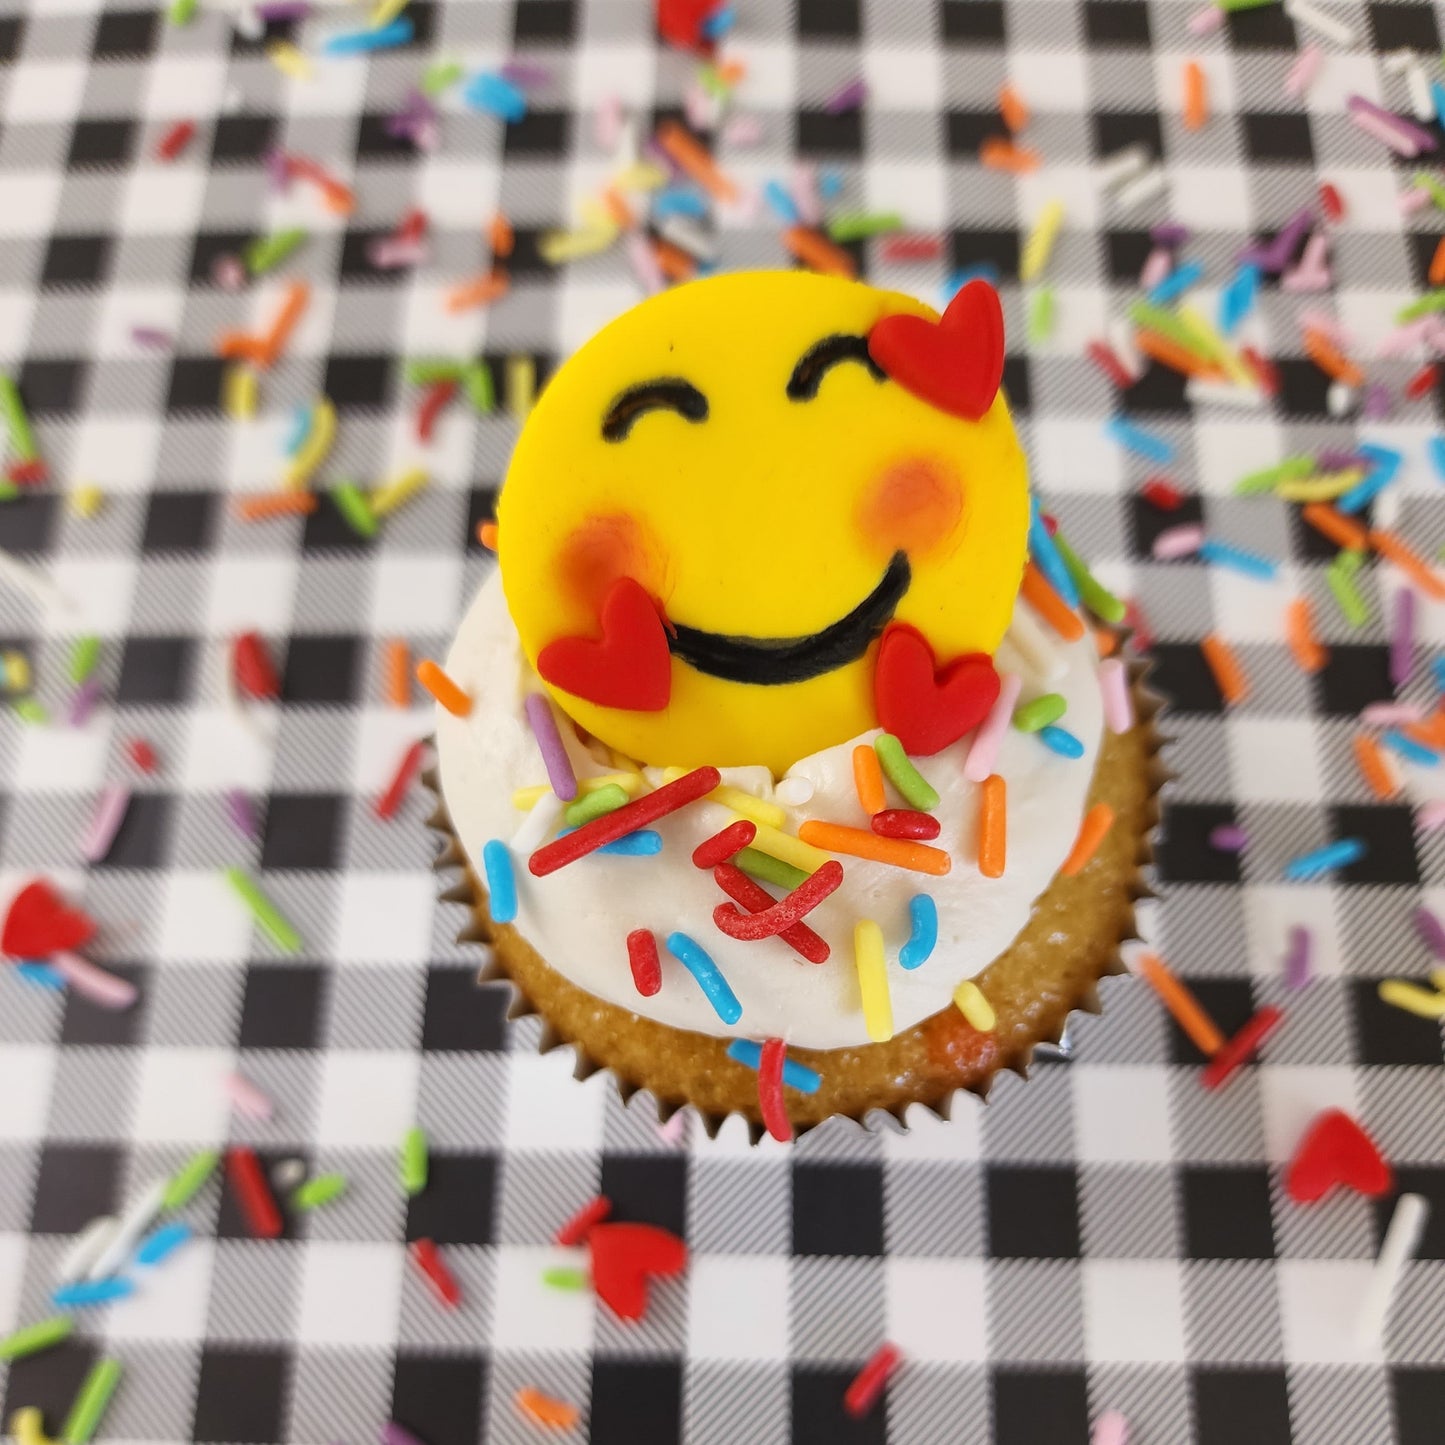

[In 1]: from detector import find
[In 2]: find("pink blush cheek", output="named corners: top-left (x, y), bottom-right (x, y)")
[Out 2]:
top-left (856, 457), bottom-right (964, 558)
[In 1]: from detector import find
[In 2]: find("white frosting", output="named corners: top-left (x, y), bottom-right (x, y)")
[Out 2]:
top-left (436, 572), bottom-right (1105, 1051)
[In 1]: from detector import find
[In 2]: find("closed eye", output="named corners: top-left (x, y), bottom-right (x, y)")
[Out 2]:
top-left (602, 378), bottom-right (709, 442)
top-left (786, 334), bottom-right (886, 401)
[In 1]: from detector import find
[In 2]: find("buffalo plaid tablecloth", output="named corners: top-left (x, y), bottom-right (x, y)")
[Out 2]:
top-left (0, 0), bottom-right (1443, 1441)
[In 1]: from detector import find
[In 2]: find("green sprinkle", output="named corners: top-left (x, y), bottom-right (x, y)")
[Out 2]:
top-left (161, 1149), bottom-right (219, 1210)
top-left (292, 1173), bottom-right (348, 1211)
top-left (0, 1316), bottom-right (72, 1362)
top-left (1125, 301), bottom-right (1210, 358)
top-left (825, 211), bottom-right (904, 243)
top-left (697, 64), bottom-right (730, 98)
top-left (734, 847), bottom-right (809, 890)
top-left (1234, 456), bottom-right (1313, 495)
top-left (0, 480), bottom-right (20, 503)
top-left (1326, 560), bottom-right (1370, 627)
top-left (563, 783), bottom-right (629, 828)
top-left (12, 698), bottom-right (48, 726)
top-left (330, 483), bottom-right (378, 538)
top-left (1414, 172), bottom-right (1445, 211)
top-left (1054, 533), bottom-right (1127, 624)
top-left (245, 227), bottom-right (308, 277)
top-left (62, 1357), bottom-right (122, 1445)
top-left (1027, 286), bottom-right (1056, 345)
top-left (400, 1127), bottom-right (428, 1196)
top-left (0, 376), bottom-right (37, 461)
top-left (422, 60), bottom-right (465, 96)
top-left (223, 867), bottom-right (302, 952)
top-left (1337, 547), bottom-right (1366, 577)
top-left (1217, 0), bottom-right (1277, 9)
top-left (463, 361), bottom-right (495, 414)
top-left (168, 0), bottom-right (198, 23)
top-left (1013, 693), bottom-right (1067, 732)
top-left (1397, 290), bottom-right (1445, 323)
top-left (404, 360), bottom-right (466, 386)
top-left (874, 733), bottom-right (940, 812)
top-left (69, 635), bottom-right (101, 686)
top-left (541, 1267), bottom-right (589, 1291)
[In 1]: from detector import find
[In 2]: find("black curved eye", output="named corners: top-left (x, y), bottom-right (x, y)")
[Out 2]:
top-left (602, 378), bottom-right (709, 441)
top-left (786, 334), bottom-right (886, 401)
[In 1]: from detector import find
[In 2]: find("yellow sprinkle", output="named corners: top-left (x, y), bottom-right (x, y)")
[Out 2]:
top-left (69, 485), bottom-right (103, 519)
top-left (512, 773), bottom-right (645, 810)
top-left (283, 398), bottom-right (336, 490)
top-left (1019, 198), bottom-right (1064, 284)
top-left (952, 979), bottom-right (997, 1032)
top-left (1276, 470), bottom-right (1366, 503)
top-left (506, 357), bottom-right (536, 420)
top-left (10, 1407), bottom-right (54, 1445)
top-left (1431, 966), bottom-right (1445, 993)
top-left (662, 770), bottom-right (788, 829)
top-left (607, 746), bottom-right (643, 772)
top-left (370, 0), bottom-right (410, 24)
top-left (745, 820), bottom-right (832, 875)
top-left (538, 227), bottom-right (617, 264)
top-left (613, 162), bottom-right (669, 192)
top-left (266, 39), bottom-right (312, 80)
top-left (1177, 304), bottom-right (1251, 386)
top-left (855, 919), bottom-right (893, 1042)
top-left (579, 197), bottom-right (623, 234)
top-left (1378, 979), bottom-right (1445, 1019)
top-left (370, 467), bottom-right (429, 517)
top-left (223, 364), bottom-right (257, 421)
top-left (3, 649), bottom-right (30, 692)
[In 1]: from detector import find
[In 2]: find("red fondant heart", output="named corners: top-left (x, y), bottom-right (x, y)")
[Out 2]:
top-left (537, 577), bottom-right (672, 711)
top-left (1285, 1108), bottom-right (1394, 1204)
top-left (2, 880), bottom-right (96, 961)
top-left (867, 279), bottom-right (1006, 420)
top-left (588, 1222), bottom-right (688, 1321)
top-left (657, 0), bottom-right (716, 50)
top-left (874, 623), bottom-right (1000, 756)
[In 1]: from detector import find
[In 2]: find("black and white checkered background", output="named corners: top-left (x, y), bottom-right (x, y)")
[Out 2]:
top-left (0, 0), bottom-right (1442, 1441)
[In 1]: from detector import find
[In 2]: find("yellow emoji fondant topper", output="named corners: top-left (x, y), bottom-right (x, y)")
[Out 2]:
top-left (497, 270), bottom-right (1030, 776)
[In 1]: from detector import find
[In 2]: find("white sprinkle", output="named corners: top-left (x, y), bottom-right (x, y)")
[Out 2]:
top-left (53, 953), bottom-right (137, 1011)
top-left (1326, 380), bottom-right (1356, 417)
top-left (79, 784), bottom-right (130, 865)
top-left (1357, 1192), bottom-right (1429, 1346)
top-left (0, 549), bottom-right (70, 612)
top-left (1374, 485), bottom-right (1404, 532)
top-left (1185, 379), bottom-right (1268, 409)
top-left (1382, 50), bottom-right (1415, 76)
top-left (1115, 164), bottom-right (1167, 212)
top-left (656, 213), bottom-right (718, 263)
top-left (773, 775), bottom-right (815, 807)
top-left (1005, 608), bottom-right (1066, 684)
top-left (88, 1176), bottom-right (168, 1280)
top-left (56, 1216), bottom-right (119, 1287)
top-left (594, 94), bottom-right (623, 152)
top-left (1284, 0), bottom-right (1356, 48)
top-left (225, 1070), bottom-right (275, 1121)
top-left (1096, 143), bottom-right (1150, 192)
top-left (272, 1158), bottom-right (307, 1192)
top-left (1405, 56), bottom-right (1435, 121)
top-left (721, 113), bottom-right (763, 148)
top-left (1107, 319), bottom-right (1143, 380)
top-left (511, 789), bottom-right (565, 854)
top-left (234, 6), bottom-right (264, 42)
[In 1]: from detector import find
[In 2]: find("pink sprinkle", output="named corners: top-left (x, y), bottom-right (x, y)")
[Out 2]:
top-left (1140, 247), bottom-right (1173, 290)
top-left (721, 114), bottom-right (762, 148)
top-left (1378, 316), bottom-right (1437, 358)
top-left (1285, 44), bottom-right (1323, 99)
top-left (1187, 4), bottom-right (1223, 35)
top-left (1347, 95), bottom-right (1437, 155)
top-left (964, 671), bottom-right (1023, 783)
top-left (626, 231), bottom-right (665, 295)
top-left (1399, 186), bottom-right (1432, 216)
top-left (791, 162), bottom-right (821, 227)
top-left (67, 680), bottom-right (102, 728)
top-left (212, 254), bottom-right (246, 291)
top-left (368, 236), bottom-right (428, 270)
top-left (80, 784), bottom-right (130, 864)
top-left (1362, 701), bottom-right (1423, 725)
top-left (1362, 383), bottom-right (1393, 420)
top-left (683, 82), bottom-right (715, 132)
top-left (1352, 105), bottom-right (1424, 156)
top-left (1099, 657), bottom-right (1134, 733)
top-left (1300, 310), bottom-right (1351, 348)
top-left (824, 77), bottom-right (867, 115)
top-left (593, 95), bottom-right (623, 151)
top-left (131, 326), bottom-right (172, 349)
top-left (1092, 1411), bottom-right (1130, 1445)
top-left (1417, 798), bottom-right (1445, 830)
top-left (1391, 588), bottom-right (1416, 687)
top-left (1284, 925), bottom-right (1313, 989)
top-left (1152, 523), bottom-right (1204, 560)
top-left (1413, 905), bottom-right (1445, 958)
top-left (52, 953), bottom-right (137, 1011)
top-left (500, 60), bottom-right (552, 88)
top-left (225, 1071), bottom-right (274, 1121)
top-left (264, 147), bottom-right (293, 194)
top-left (1209, 824), bottom-right (1248, 852)
top-left (225, 790), bottom-right (259, 840)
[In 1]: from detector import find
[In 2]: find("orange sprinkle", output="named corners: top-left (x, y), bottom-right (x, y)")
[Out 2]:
top-left (1284, 597), bottom-right (1327, 673)
top-left (445, 272), bottom-right (510, 314)
top-left (1431, 237), bottom-right (1445, 288)
top-left (978, 774), bottom-right (1006, 879)
top-left (1200, 632), bottom-right (1249, 705)
top-left (477, 520), bottom-right (499, 551)
top-left (415, 658), bottom-right (472, 717)
top-left (717, 59), bottom-right (747, 86)
top-left (384, 639), bottom-right (411, 708)
top-left (1302, 327), bottom-right (1364, 388)
top-left (234, 491), bottom-right (319, 521)
top-left (1060, 803), bottom-right (1115, 877)
top-left (998, 83), bottom-right (1029, 133)
top-left (652, 238), bottom-right (697, 282)
top-left (1021, 563), bottom-right (1086, 642)
top-left (1135, 329), bottom-right (1224, 379)
top-left (852, 744), bottom-right (887, 816)
top-left (601, 186), bottom-right (635, 230)
top-left (1182, 60), bottom-right (1208, 131)
top-left (1370, 528), bottom-right (1445, 601)
top-left (1135, 951), bottom-right (1224, 1056)
top-left (316, 177), bottom-right (356, 216)
top-left (1095, 628), bottom-right (1119, 657)
top-left (253, 280), bottom-right (311, 370)
top-left (655, 119), bottom-right (738, 202)
top-left (1302, 502), bottom-right (1368, 551)
top-left (782, 226), bottom-right (856, 278)
top-left (796, 821), bottom-right (950, 876)
top-left (1406, 709), bottom-right (1445, 749)
top-left (215, 330), bottom-right (263, 364)
top-left (489, 212), bottom-right (515, 259)
top-left (1353, 734), bottom-right (1398, 799)
top-left (979, 136), bottom-right (1040, 173)
top-left (514, 1388), bottom-right (579, 1431)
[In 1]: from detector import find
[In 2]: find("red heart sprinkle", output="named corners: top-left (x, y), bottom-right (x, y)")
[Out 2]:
top-left (873, 623), bottom-right (1000, 756)
top-left (588, 1221), bottom-right (688, 1321)
top-left (1285, 1108), bottom-right (1394, 1204)
top-left (537, 577), bottom-right (672, 711)
top-left (2, 880), bottom-right (97, 961)
top-left (867, 279), bottom-right (1006, 420)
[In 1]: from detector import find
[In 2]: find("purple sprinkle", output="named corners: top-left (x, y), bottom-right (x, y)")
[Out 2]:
top-left (385, 113), bottom-right (421, 142)
top-left (225, 790), bottom-right (259, 840)
top-left (523, 692), bottom-right (578, 803)
top-left (1414, 904), bottom-right (1445, 958)
top-left (1391, 587), bottom-right (1416, 688)
top-left (823, 78), bottom-right (867, 115)
top-left (1149, 222), bottom-right (1191, 247)
top-left (1237, 206), bottom-right (1315, 273)
top-left (256, 1), bottom-right (310, 18)
top-left (130, 326), bottom-right (172, 349)
top-left (500, 60), bottom-right (553, 88)
top-left (382, 1424), bottom-right (426, 1445)
top-left (1361, 383), bottom-right (1393, 420)
top-left (263, 147), bottom-right (293, 195)
top-left (67, 680), bottom-right (102, 728)
top-left (1284, 925), bottom-right (1313, 989)
top-left (1346, 94), bottom-right (1438, 155)
top-left (1209, 824), bottom-right (1249, 852)
top-left (1316, 448), bottom-right (1366, 472)
top-left (641, 137), bottom-right (683, 178)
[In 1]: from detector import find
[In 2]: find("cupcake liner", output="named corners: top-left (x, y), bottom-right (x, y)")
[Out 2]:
top-left (425, 653), bottom-right (1168, 1143)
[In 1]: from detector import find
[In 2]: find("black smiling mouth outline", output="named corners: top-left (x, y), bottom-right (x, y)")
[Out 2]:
top-left (665, 551), bottom-right (911, 686)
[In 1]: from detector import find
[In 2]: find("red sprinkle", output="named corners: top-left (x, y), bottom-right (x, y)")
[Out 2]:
top-left (376, 739), bottom-right (427, 820)
top-left (626, 928), bottom-right (662, 996)
top-left (1123, 598), bottom-right (1154, 651)
top-left (1087, 340), bottom-right (1134, 388)
top-left (157, 119), bottom-right (197, 162)
top-left (226, 1147), bottom-right (282, 1239)
top-left (555, 1195), bottom-right (612, 1247)
top-left (6, 459), bottom-right (47, 486)
top-left (758, 1037), bottom-right (792, 1143)
top-left (712, 863), bottom-right (829, 964)
top-left (126, 738), bottom-right (158, 773)
top-left (844, 1344), bottom-right (902, 1418)
top-left (233, 631), bottom-right (280, 699)
top-left (409, 1238), bottom-right (461, 1308)
top-left (416, 377), bottom-right (458, 443)
top-left (870, 808), bottom-right (941, 841)
top-left (1319, 181), bottom-right (1345, 223)
top-left (691, 819), bottom-right (757, 869)
top-left (1141, 476), bottom-right (1185, 510)
top-left (712, 859), bottom-right (843, 940)
top-left (397, 208), bottom-right (428, 243)
top-left (878, 234), bottom-right (944, 262)
top-left (1406, 363), bottom-right (1439, 401)
top-left (530, 767), bottom-right (720, 876)
top-left (1200, 1006), bottom-right (1284, 1090)
top-left (1240, 345), bottom-right (1281, 398)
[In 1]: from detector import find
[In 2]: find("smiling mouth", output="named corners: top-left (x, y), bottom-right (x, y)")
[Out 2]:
top-left (666, 551), bottom-right (911, 686)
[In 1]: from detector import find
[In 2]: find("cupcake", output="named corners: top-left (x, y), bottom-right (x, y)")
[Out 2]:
top-left (429, 270), bottom-right (1163, 1138)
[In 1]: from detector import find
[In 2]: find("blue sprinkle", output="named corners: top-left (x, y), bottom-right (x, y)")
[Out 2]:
top-left (1197, 539), bottom-right (1279, 581)
top-left (726, 1039), bottom-right (821, 1094)
top-left (1218, 262), bottom-right (1260, 336)
top-left (1336, 441), bottom-right (1402, 514)
top-left (284, 405), bottom-right (312, 457)
top-left (652, 186), bottom-right (709, 219)
top-left (135, 1222), bottom-right (192, 1267)
top-left (1038, 725), bottom-right (1085, 759)
top-left (666, 931), bottom-right (742, 1024)
top-left (1432, 80), bottom-right (1445, 125)
top-left (899, 894), bottom-right (938, 971)
top-left (1382, 730), bottom-right (1441, 766)
top-left (1429, 437), bottom-right (1445, 483)
top-left (1028, 496), bottom-right (1080, 607)
top-left (1283, 837), bottom-right (1366, 881)
top-left (762, 179), bottom-right (801, 224)
top-left (1432, 655), bottom-right (1445, 691)
top-left (817, 169), bottom-right (844, 199)
top-left (322, 17), bottom-right (415, 55)
top-left (701, 3), bottom-right (736, 38)
top-left (462, 70), bottom-right (527, 122)
top-left (15, 962), bottom-right (66, 991)
top-left (482, 839), bottom-right (517, 924)
top-left (1147, 258), bottom-right (1204, 306)
top-left (1105, 416), bottom-right (1174, 465)
top-left (557, 826), bottom-right (663, 856)
top-left (53, 1278), bottom-right (135, 1309)
top-left (943, 263), bottom-right (999, 306)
